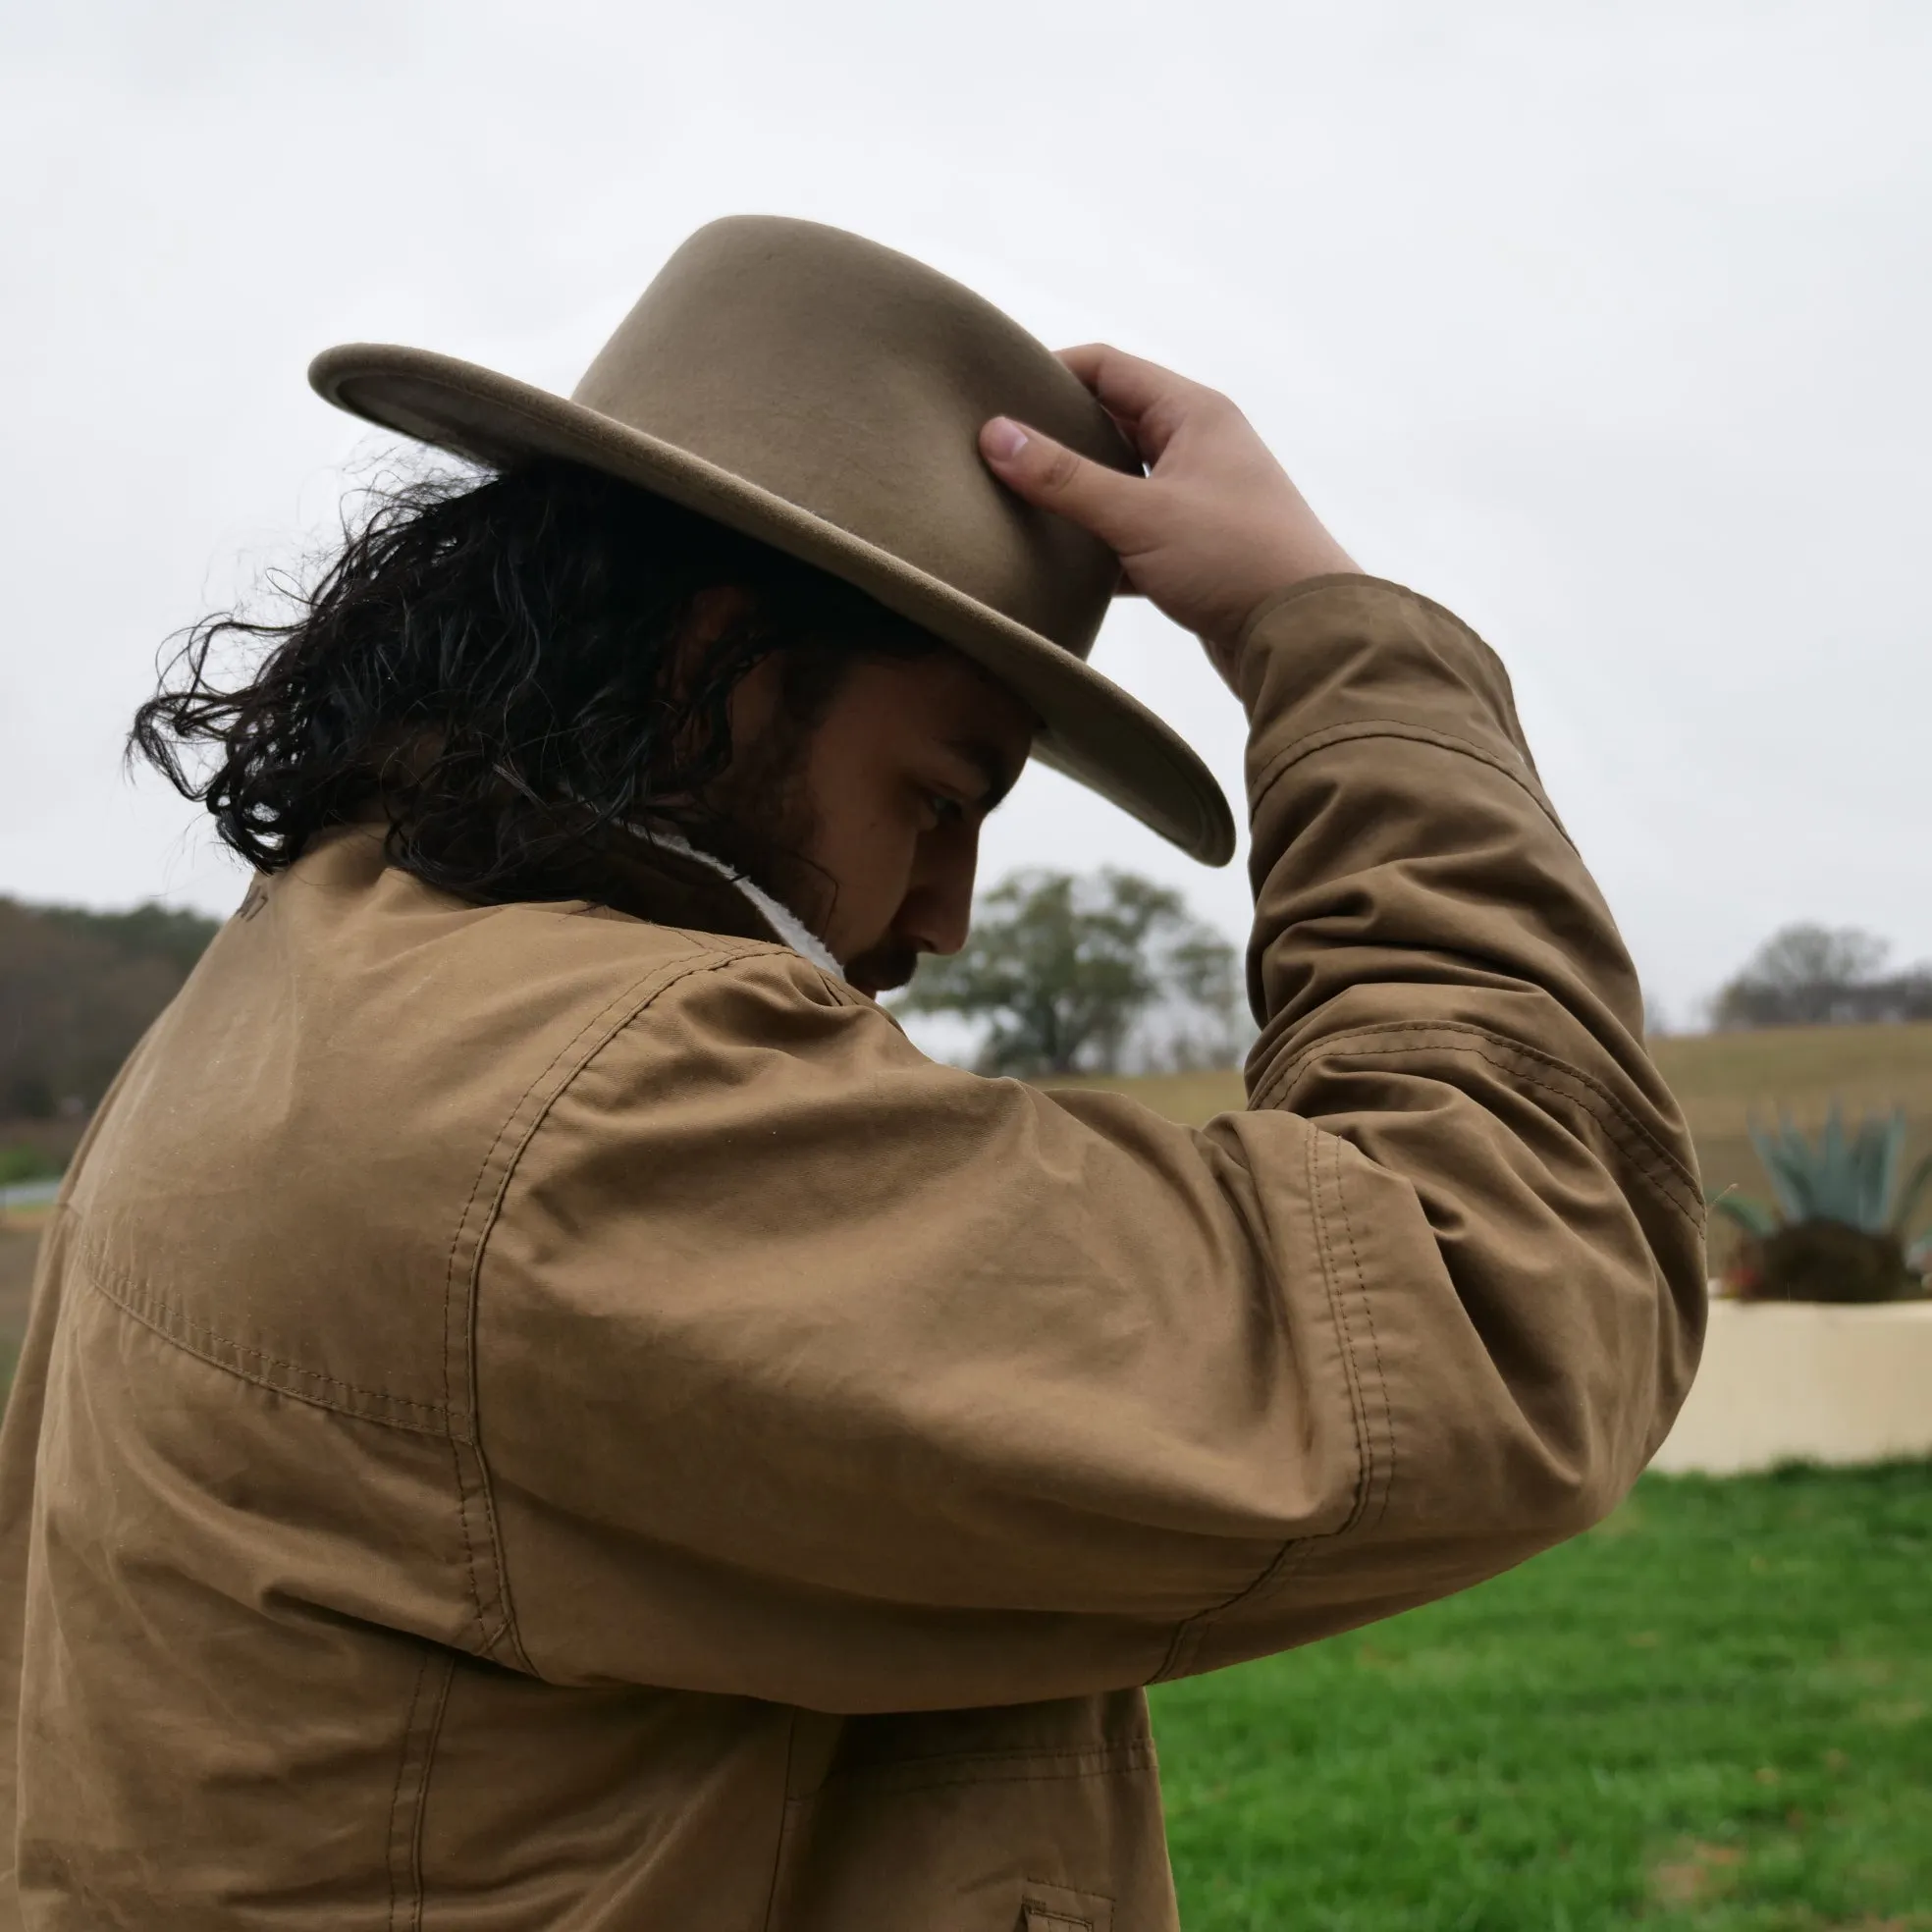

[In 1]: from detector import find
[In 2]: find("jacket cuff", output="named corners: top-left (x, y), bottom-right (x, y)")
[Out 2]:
top-left (1229, 572), bottom-right (1385, 662)
top-left (1236, 576), bottom-right (1546, 822)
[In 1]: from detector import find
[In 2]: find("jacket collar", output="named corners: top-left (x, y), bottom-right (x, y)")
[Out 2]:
top-left (320, 819), bottom-right (843, 981)
top-left (639, 833), bottom-right (842, 980)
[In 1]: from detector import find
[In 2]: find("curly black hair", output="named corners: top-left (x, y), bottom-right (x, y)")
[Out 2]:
top-left (132, 458), bottom-right (936, 913)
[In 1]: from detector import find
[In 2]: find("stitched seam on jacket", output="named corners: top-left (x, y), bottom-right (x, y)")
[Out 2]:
top-left (1024, 1877), bottom-right (1118, 1905)
top-left (1022, 1876), bottom-right (1117, 1932)
top-left (442, 962), bottom-right (673, 1651)
top-left (384, 1655), bottom-right (426, 1932)
top-left (386, 1650), bottom-right (454, 1932)
top-left (760, 1714), bottom-right (800, 1932)
top-left (439, 933), bottom-right (776, 1426)
top-left (1252, 1021), bottom-right (1702, 1224)
top-left (1151, 1128), bottom-right (1373, 1681)
top-left (455, 942), bottom-right (778, 1666)
top-left (444, 1438), bottom-right (494, 1660)
top-left (1332, 1128), bottom-right (1395, 1534)
top-left (807, 1741), bottom-right (1156, 1798)
top-left (818, 1738), bottom-right (1150, 1775)
top-left (1249, 720), bottom-right (1565, 840)
top-left (63, 943), bottom-right (768, 1440)
top-left (1309, 1128), bottom-right (1377, 1546)
top-left (1175, 1136), bottom-right (1383, 1653)
top-left (466, 1441), bottom-right (522, 1662)
top-left (1236, 574), bottom-right (1502, 659)
top-left (407, 1656), bottom-right (454, 1932)
top-left (79, 1244), bottom-right (450, 1432)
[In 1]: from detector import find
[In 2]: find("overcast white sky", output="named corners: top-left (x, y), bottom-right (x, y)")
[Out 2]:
top-left (2, 0), bottom-right (1927, 1028)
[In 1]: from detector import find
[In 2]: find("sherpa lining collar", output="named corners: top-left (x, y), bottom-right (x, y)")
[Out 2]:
top-left (645, 832), bottom-right (844, 982)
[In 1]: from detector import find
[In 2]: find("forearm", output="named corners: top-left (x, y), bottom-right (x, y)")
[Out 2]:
top-left (1145, 574), bottom-right (1709, 1673)
top-left (1236, 574), bottom-right (1668, 1102)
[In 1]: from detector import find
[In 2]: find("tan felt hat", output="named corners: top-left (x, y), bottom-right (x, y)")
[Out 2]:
top-left (309, 216), bottom-right (1236, 866)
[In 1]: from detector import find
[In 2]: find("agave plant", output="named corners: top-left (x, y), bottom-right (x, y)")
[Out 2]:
top-left (1712, 1103), bottom-right (1932, 1303)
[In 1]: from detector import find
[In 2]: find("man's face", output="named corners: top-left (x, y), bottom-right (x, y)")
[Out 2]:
top-left (724, 645), bottom-right (1036, 997)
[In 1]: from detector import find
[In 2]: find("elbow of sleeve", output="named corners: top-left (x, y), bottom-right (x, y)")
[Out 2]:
top-left (1545, 1248), bottom-right (1708, 1539)
top-left (1470, 1233), bottom-right (1707, 1553)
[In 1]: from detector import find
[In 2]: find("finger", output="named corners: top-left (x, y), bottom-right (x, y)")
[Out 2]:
top-left (1055, 344), bottom-right (1208, 460)
top-left (979, 417), bottom-right (1145, 549)
top-left (1056, 346), bottom-right (1148, 422)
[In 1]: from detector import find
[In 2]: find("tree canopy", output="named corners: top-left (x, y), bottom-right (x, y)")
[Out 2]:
top-left (0, 897), bottom-right (220, 1119)
top-left (895, 868), bottom-right (1248, 1077)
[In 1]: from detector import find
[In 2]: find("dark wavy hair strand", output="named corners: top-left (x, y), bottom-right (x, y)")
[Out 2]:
top-left (131, 458), bottom-right (936, 911)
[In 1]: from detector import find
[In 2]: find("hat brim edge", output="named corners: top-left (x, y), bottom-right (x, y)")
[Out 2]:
top-left (308, 343), bottom-right (1238, 868)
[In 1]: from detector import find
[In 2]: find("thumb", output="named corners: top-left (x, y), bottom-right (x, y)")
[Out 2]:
top-left (979, 417), bottom-right (1141, 548)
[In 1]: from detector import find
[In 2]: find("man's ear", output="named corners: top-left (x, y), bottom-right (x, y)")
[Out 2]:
top-left (670, 585), bottom-right (756, 696)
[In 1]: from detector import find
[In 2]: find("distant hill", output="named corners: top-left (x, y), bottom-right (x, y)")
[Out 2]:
top-left (1644, 1019), bottom-right (1932, 1215)
top-left (0, 897), bottom-right (222, 1126)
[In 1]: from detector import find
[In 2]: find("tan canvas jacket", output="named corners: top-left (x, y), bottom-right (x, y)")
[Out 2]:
top-left (0, 576), bottom-right (1705, 1930)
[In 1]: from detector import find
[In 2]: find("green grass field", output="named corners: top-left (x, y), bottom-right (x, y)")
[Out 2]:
top-left (1153, 1461), bottom-right (1932, 1931)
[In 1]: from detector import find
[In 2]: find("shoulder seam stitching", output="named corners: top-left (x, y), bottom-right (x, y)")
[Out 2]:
top-left (1249, 717), bottom-right (1566, 843)
top-left (65, 943), bottom-right (770, 1439)
top-left (1152, 1124), bottom-right (1373, 1680)
top-left (1251, 1019), bottom-right (1702, 1226)
top-left (455, 943), bottom-right (782, 1664)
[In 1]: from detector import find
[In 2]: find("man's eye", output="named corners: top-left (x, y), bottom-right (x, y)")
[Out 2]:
top-left (927, 792), bottom-right (966, 829)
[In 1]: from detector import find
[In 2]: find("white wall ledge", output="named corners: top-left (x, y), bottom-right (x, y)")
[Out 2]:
top-left (1651, 1297), bottom-right (1932, 1476)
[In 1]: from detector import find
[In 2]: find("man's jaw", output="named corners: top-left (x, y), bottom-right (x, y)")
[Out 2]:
top-left (842, 938), bottom-right (921, 1000)
top-left (674, 794), bottom-right (918, 998)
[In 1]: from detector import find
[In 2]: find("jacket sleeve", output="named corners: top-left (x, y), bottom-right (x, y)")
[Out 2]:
top-left (475, 576), bottom-right (1706, 1712)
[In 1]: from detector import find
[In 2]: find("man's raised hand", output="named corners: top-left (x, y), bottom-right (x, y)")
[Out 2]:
top-left (979, 345), bottom-right (1357, 685)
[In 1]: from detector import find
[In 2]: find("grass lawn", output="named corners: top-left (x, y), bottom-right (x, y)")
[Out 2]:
top-left (1152, 1461), bottom-right (1932, 1931)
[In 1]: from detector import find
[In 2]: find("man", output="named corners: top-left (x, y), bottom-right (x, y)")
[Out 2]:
top-left (0, 218), bottom-right (1703, 1928)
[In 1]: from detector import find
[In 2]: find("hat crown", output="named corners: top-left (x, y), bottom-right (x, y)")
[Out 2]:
top-left (305, 218), bottom-right (1237, 863)
top-left (567, 217), bottom-right (1135, 658)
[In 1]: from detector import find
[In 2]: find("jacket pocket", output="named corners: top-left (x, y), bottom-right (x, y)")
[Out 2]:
top-left (766, 1694), bottom-right (1172, 1930)
top-left (1021, 1880), bottom-right (1114, 1932)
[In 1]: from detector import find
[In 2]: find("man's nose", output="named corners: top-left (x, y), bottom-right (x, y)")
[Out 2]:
top-left (899, 832), bottom-right (978, 958)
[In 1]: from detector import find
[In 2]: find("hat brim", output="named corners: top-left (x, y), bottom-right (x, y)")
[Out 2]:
top-left (308, 344), bottom-right (1236, 867)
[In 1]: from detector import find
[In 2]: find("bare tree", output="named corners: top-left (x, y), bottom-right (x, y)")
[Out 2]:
top-left (1712, 923), bottom-right (1932, 1029)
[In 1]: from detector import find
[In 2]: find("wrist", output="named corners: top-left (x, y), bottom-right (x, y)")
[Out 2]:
top-left (1218, 570), bottom-right (1376, 710)
top-left (1202, 528), bottom-right (1361, 659)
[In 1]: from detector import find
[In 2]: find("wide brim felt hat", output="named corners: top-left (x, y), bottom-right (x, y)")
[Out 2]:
top-left (309, 216), bottom-right (1236, 866)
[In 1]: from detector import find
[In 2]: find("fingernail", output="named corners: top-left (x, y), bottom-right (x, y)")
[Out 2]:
top-left (982, 417), bottom-right (1029, 461)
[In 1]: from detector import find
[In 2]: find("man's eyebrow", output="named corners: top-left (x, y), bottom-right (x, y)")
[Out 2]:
top-left (946, 735), bottom-right (1024, 809)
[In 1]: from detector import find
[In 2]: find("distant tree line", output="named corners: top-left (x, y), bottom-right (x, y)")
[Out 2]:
top-left (2, 867), bottom-right (1246, 1140)
top-left (1713, 923), bottom-right (1932, 1031)
top-left (0, 898), bottom-right (220, 1121)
